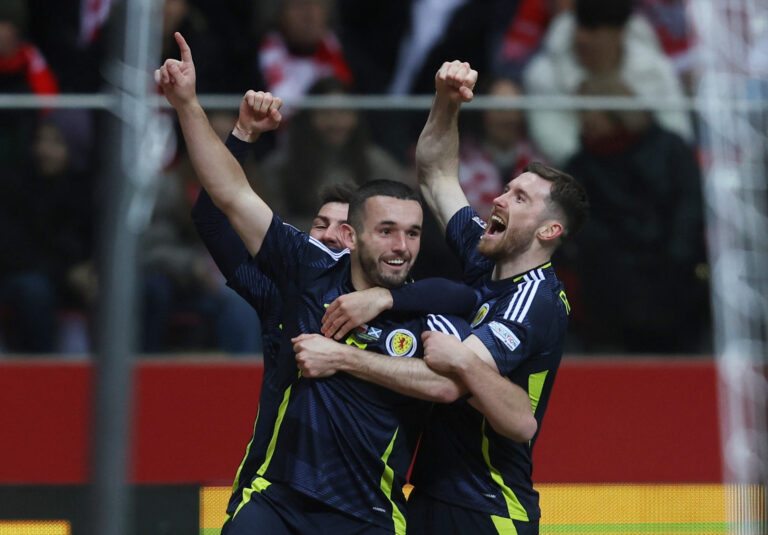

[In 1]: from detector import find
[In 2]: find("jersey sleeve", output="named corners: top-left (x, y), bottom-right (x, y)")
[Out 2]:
top-left (251, 215), bottom-right (312, 291)
top-left (191, 188), bottom-right (248, 279)
top-left (472, 289), bottom-right (555, 376)
top-left (472, 318), bottom-right (530, 376)
top-left (190, 133), bottom-right (257, 279)
top-left (224, 133), bottom-right (253, 163)
top-left (425, 314), bottom-right (472, 341)
top-left (445, 206), bottom-right (494, 286)
top-left (391, 278), bottom-right (478, 317)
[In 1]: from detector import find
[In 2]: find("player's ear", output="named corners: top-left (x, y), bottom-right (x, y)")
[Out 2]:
top-left (340, 223), bottom-right (357, 250)
top-left (537, 220), bottom-right (563, 242)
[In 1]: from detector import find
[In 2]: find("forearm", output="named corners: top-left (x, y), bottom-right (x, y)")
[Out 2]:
top-left (176, 102), bottom-right (272, 254)
top-left (459, 357), bottom-right (537, 442)
top-left (338, 344), bottom-right (466, 403)
top-left (415, 94), bottom-right (467, 229)
top-left (176, 103), bottom-right (253, 207)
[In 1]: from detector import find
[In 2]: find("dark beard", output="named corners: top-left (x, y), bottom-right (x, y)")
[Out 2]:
top-left (357, 240), bottom-right (412, 289)
top-left (477, 227), bottom-right (534, 261)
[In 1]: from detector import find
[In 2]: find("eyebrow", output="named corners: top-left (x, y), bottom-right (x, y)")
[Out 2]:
top-left (377, 220), bottom-right (422, 231)
top-left (315, 215), bottom-right (349, 224)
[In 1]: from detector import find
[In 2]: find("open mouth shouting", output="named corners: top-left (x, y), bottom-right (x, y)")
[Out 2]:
top-left (486, 212), bottom-right (507, 237)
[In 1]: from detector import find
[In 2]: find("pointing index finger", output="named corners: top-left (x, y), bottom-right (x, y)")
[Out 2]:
top-left (175, 32), bottom-right (193, 63)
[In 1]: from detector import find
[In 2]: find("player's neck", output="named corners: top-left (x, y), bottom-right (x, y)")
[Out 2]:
top-left (491, 249), bottom-right (551, 281)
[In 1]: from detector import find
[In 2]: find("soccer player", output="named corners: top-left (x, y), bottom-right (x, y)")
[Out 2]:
top-left (193, 109), bottom-right (475, 530)
top-left (193, 159), bottom-right (354, 525)
top-left (155, 33), bottom-right (496, 534)
top-left (294, 61), bottom-right (590, 534)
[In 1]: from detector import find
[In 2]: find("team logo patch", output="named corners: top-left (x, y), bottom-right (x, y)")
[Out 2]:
top-left (471, 303), bottom-right (490, 327)
top-left (488, 321), bottom-right (520, 352)
top-left (386, 329), bottom-right (417, 357)
top-left (354, 324), bottom-right (382, 341)
top-left (472, 216), bottom-right (487, 229)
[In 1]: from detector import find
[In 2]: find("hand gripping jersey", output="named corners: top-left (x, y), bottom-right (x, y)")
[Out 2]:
top-left (231, 215), bottom-right (470, 533)
top-left (412, 206), bottom-right (570, 526)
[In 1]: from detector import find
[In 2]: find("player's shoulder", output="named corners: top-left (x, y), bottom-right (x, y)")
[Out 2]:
top-left (272, 214), bottom-right (350, 263)
top-left (424, 313), bottom-right (471, 339)
top-left (447, 206), bottom-right (486, 236)
top-left (494, 264), bottom-right (565, 325)
top-left (305, 234), bottom-right (350, 264)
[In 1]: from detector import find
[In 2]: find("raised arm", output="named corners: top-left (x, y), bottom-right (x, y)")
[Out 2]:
top-left (155, 32), bottom-right (279, 256)
top-left (192, 85), bottom-right (285, 279)
top-left (415, 61), bottom-right (477, 230)
top-left (292, 332), bottom-right (537, 442)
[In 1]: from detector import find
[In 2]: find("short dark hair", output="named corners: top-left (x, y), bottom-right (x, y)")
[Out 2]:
top-left (347, 180), bottom-right (422, 231)
top-left (575, 0), bottom-right (633, 29)
top-left (523, 162), bottom-right (589, 242)
top-left (318, 182), bottom-right (356, 207)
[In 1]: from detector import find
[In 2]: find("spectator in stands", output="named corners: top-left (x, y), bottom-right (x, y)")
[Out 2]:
top-left (258, 76), bottom-right (405, 230)
top-left (494, 0), bottom-right (573, 82)
top-left (496, 0), bottom-right (695, 85)
top-left (522, 0), bottom-right (693, 166)
top-left (0, 110), bottom-right (94, 354)
top-left (564, 74), bottom-right (708, 353)
top-left (257, 0), bottom-right (352, 108)
top-left (0, 0), bottom-right (58, 95)
top-left (0, 0), bottom-right (59, 172)
top-left (336, 0), bottom-right (518, 164)
top-left (458, 76), bottom-right (541, 220)
top-left (140, 110), bottom-right (262, 354)
top-left (25, 0), bottom-right (109, 92)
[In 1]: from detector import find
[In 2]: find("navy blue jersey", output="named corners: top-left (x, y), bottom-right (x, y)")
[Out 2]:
top-left (412, 206), bottom-right (569, 524)
top-left (191, 135), bottom-right (289, 516)
top-left (238, 215), bottom-right (471, 533)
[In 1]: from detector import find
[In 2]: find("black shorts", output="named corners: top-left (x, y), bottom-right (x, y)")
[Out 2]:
top-left (221, 480), bottom-right (396, 535)
top-left (407, 489), bottom-right (539, 535)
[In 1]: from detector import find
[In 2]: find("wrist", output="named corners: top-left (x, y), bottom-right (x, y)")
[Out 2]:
top-left (233, 120), bottom-right (260, 143)
top-left (378, 288), bottom-right (394, 311)
top-left (433, 91), bottom-right (462, 114)
top-left (452, 347), bottom-right (478, 376)
top-left (336, 344), bottom-right (356, 372)
top-left (176, 98), bottom-right (204, 119)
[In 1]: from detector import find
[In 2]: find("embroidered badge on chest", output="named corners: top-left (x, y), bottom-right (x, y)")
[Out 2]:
top-left (353, 323), bottom-right (382, 341)
top-left (386, 328), bottom-right (417, 357)
top-left (471, 303), bottom-right (490, 327)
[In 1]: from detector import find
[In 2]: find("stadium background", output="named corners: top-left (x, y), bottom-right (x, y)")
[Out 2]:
top-left (1, 357), bottom-right (763, 533)
top-left (1, 0), bottom-right (767, 534)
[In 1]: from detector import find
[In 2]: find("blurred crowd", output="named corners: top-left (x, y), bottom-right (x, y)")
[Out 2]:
top-left (0, 0), bottom-right (713, 356)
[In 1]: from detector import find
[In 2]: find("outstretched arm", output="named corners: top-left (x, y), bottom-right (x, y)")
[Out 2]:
top-left (155, 32), bottom-right (280, 256)
top-left (292, 332), bottom-right (537, 442)
top-left (321, 278), bottom-right (478, 340)
top-left (415, 61), bottom-right (477, 231)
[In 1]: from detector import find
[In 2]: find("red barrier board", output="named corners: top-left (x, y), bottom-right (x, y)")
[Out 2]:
top-left (0, 357), bottom-right (720, 484)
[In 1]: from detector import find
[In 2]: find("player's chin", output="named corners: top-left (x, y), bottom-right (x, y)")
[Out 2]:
top-left (376, 268), bottom-right (411, 289)
top-left (477, 238), bottom-right (503, 260)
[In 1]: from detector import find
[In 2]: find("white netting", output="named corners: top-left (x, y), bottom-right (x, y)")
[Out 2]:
top-left (689, 0), bottom-right (768, 532)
